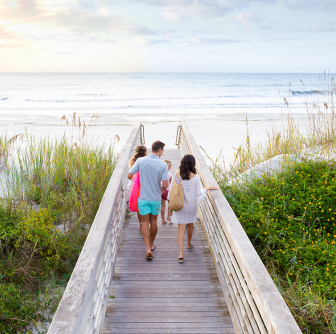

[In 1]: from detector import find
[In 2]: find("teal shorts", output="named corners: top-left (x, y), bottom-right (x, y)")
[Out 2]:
top-left (138, 199), bottom-right (161, 216)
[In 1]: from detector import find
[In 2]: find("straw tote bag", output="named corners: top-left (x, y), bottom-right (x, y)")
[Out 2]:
top-left (169, 173), bottom-right (184, 211)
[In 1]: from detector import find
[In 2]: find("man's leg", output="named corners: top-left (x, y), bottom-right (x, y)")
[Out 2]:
top-left (140, 214), bottom-right (151, 254)
top-left (137, 212), bottom-right (142, 227)
top-left (149, 214), bottom-right (158, 250)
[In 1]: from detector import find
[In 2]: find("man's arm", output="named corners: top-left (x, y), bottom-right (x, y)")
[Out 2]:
top-left (161, 164), bottom-right (169, 193)
top-left (128, 160), bottom-right (139, 180)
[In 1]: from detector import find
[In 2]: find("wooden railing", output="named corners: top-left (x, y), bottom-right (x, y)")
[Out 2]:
top-left (48, 123), bottom-right (144, 334)
top-left (178, 121), bottom-right (302, 334)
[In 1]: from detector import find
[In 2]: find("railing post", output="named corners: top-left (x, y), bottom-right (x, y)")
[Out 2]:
top-left (175, 125), bottom-right (182, 148)
top-left (140, 124), bottom-right (145, 145)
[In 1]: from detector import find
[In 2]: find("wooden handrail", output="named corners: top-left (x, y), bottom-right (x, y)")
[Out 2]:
top-left (178, 121), bottom-right (302, 334)
top-left (48, 123), bottom-right (142, 334)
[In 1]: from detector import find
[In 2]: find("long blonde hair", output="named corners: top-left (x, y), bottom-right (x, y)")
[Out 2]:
top-left (129, 145), bottom-right (147, 167)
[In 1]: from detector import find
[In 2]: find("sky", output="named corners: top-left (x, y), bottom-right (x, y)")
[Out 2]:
top-left (0, 0), bottom-right (335, 72)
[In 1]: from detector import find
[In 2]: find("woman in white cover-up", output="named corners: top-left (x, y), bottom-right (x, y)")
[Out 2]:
top-left (168, 154), bottom-right (218, 263)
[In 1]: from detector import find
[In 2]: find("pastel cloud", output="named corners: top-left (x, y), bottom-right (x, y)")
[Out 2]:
top-left (235, 12), bottom-right (262, 24)
top-left (286, 0), bottom-right (336, 11)
top-left (0, 0), bottom-right (335, 72)
top-left (192, 37), bottom-right (242, 44)
top-left (131, 0), bottom-right (272, 20)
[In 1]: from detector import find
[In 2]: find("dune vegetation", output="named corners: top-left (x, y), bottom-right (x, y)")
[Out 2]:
top-left (0, 115), bottom-right (119, 333)
top-left (213, 75), bottom-right (336, 333)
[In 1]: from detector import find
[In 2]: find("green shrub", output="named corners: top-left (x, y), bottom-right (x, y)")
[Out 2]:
top-left (220, 160), bottom-right (336, 332)
top-left (18, 209), bottom-right (67, 272)
top-left (0, 283), bottom-right (38, 333)
top-left (0, 126), bottom-right (119, 333)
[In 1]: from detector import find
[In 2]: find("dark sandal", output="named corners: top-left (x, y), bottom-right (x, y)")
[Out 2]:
top-left (178, 257), bottom-right (184, 263)
top-left (151, 244), bottom-right (156, 251)
top-left (146, 252), bottom-right (153, 260)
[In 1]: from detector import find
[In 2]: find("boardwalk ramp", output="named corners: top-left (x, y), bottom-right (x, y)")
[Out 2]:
top-left (48, 123), bottom-right (301, 334)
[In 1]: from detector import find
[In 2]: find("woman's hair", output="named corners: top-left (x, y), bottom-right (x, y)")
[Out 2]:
top-left (179, 154), bottom-right (197, 180)
top-left (129, 145), bottom-right (147, 167)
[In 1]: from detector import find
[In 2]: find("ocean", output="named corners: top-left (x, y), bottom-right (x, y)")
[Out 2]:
top-left (0, 73), bottom-right (331, 162)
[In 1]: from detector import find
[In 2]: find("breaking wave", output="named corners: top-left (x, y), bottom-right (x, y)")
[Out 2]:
top-left (291, 90), bottom-right (326, 95)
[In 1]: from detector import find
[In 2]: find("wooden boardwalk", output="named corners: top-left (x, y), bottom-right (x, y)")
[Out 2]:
top-left (102, 149), bottom-right (235, 334)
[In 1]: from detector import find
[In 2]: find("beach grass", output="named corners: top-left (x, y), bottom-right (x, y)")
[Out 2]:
top-left (211, 74), bottom-right (336, 183)
top-left (213, 75), bottom-right (336, 333)
top-left (0, 117), bottom-right (119, 333)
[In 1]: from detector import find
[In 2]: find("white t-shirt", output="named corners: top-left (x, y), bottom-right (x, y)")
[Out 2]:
top-left (162, 171), bottom-right (173, 190)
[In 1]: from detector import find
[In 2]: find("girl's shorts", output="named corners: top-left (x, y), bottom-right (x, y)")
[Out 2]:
top-left (161, 190), bottom-right (169, 201)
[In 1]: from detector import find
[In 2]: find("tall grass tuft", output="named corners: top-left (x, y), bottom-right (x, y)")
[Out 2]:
top-left (4, 134), bottom-right (118, 229)
top-left (212, 73), bottom-right (336, 183)
top-left (0, 115), bottom-right (119, 333)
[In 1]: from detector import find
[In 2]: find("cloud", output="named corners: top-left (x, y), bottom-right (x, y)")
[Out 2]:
top-left (0, 0), bottom-right (159, 48)
top-left (307, 24), bottom-right (336, 32)
top-left (260, 36), bottom-right (298, 42)
top-left (162, 7), bottom-right (188, 22)
top-left (51, 10), bottom-right (124, 33)
top-left (192, 37), bottom-right (242, 44)
top-left (55, 51), bottom-right (76, 55)
top-left (235, 12), bottom-right (262, 25)
top-left (0, 25), bottom-right (18, 39)
top-left (21, 31), bottom-right (117, 43)
top-left (259, 20), bottom-right (278, 30)
top-left (141, 38), bottom-right (172, 44)
top-left (0, 24), bottom-right (27, 47)
top-left (286, 0), bottom-right (336, 12)
top-left (288, 26), bottom-right (303, 32)
top-left (194, 27), bottom-right (206, 33)
top-left (0, 0), bottom-right (127, 33)
top-left (102, 37), bottom-right (117, 43)
top-left (125, 24), bottom-right (157, 35)
top-left (130, 0), bottom-right (272, 20)
top-left (193, 27), bottom-right (221, 34)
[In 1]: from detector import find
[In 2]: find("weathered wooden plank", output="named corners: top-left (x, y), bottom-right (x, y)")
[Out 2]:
top-left (106, 305), bottom-right (228, 312)
top-left (106, 315), bottom-right (233, 323)
top-left (113, 273), bottom-right (218, 281)
top-left (108, 290), bottom-right (222, 298)
top-left (108, 310), bottom-right (230, 318)
top-left (102, 322), bottom-right (235, 334)
top-left (102, 327), bottom-right (235, 334)
top-left (105, 297), bottom-right (226, 305)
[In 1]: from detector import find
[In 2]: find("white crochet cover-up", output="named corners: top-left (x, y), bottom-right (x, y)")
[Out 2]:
top-left (168, 173), bottom-right (207, 225)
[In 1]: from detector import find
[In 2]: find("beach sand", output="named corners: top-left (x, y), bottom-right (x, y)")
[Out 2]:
top-left (0, 117), bottom-right (309, 165)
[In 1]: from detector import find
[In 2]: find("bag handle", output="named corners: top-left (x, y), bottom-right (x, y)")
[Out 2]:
top-left (173, 171), bottom-right (181, 185)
